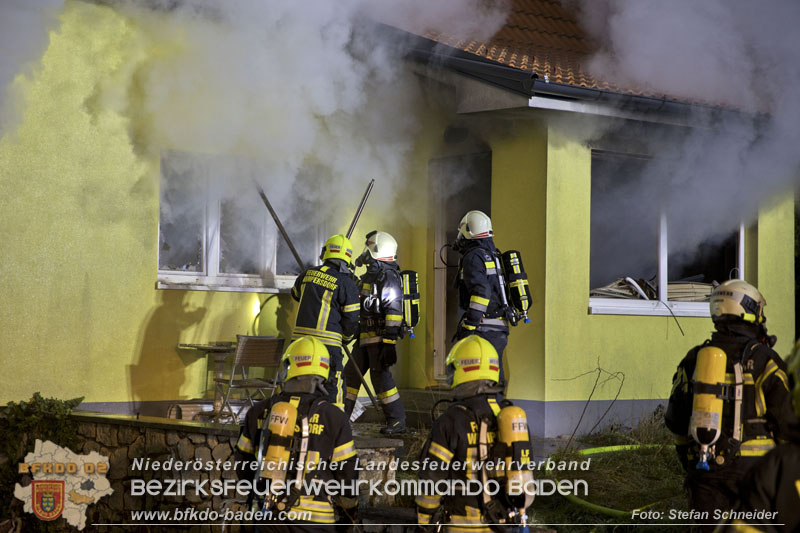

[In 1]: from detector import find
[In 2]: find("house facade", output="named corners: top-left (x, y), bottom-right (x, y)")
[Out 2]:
top-left (0, 0), bottom-right (793, 437)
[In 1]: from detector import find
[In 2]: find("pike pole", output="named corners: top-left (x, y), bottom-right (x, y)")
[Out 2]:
top-left (252, 178), bottom-right (305, 271)
top-left (344, 179), bottom-right (384, 420)
top-left (346, 179), bottom-right (374, 239)
top-left (342, 179), bottom-right (385, 418)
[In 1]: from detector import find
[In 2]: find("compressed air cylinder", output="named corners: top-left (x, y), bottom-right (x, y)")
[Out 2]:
top-left (401, 270), bottom-right (420, 338)
top-left (497, 405), bottom-right (534, 509)
top-left (500, 251), bottom-right (531, 323)
top-left (261, 402), bottom-right (298, 485)
top-left (690, 346), bottom-right (727, 470)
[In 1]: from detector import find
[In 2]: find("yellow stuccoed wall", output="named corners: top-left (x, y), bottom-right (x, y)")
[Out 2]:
top-left (756, 194), bottom-right (795, 357)
top-left (1, 2), bottom-right (793, 409)
top-left (480, 117), bottom-right (795, 406)
top-left (0, 1), bottom-right (438, 406)
top-left (541, 121), bottom-right (794, 404)
top-left (489, 120), bottom-right (548, 401)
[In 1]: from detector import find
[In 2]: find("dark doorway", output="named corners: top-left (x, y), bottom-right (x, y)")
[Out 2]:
top-left (430, 152), bottom-right (492, 379)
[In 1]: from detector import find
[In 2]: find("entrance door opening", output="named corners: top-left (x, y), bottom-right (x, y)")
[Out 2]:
top-left (430, 152), bottom-right (492, 379)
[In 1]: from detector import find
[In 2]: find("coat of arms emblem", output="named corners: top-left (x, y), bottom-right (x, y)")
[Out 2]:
top-left (32, 480), bottom-right (65, 521)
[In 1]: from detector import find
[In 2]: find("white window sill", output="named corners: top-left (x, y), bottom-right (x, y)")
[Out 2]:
top-left (588, 297), bottom-right (710, 317)
top-left (157, 273), bottom-right (296, 294)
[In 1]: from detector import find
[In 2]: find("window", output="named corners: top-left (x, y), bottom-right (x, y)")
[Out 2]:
top-left (589, 150), bottom-right (744, 316)
top-left (157, 152), bottom-right (321, 292)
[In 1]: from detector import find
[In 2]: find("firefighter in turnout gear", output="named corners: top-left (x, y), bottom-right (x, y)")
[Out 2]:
top-left (454, 210), bottom-right (521, 388)
top-left (416, 335), bottom-right (535, 532)
top-left (665, 280), bottom-right (796, 531)
top-left (291, 234), bottom-right (360, 410)
top-left (344, 230), bottom-right (407, 434)
top-left (715, 340), bottom-right (800, 533)
top-left (234, 336), bottom-right (358, 531)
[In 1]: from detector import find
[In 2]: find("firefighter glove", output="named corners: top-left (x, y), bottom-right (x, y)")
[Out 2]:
top-left (457, 315), bottom-right (481, 340)
top-left (464, 308), bottom-right (483, 328)
top-left (380, 342), bottom-right (397, 368)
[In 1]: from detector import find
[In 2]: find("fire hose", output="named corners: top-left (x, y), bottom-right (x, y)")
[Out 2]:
top-left (545, 444), bottom-right (664, 518)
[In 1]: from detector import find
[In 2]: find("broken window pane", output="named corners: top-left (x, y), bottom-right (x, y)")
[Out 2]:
top-left (590, 151), bottom-right (658, 292)
top-left (220, 194), bottom-right (264, 275)
top-left (158, 154), bottom-right (204, 272)
top-left (668, 232), bottom-right (736, 301)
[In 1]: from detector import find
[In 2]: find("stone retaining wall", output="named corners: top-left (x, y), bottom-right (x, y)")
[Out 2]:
top-left (69, 412), bottom-right (400, 532)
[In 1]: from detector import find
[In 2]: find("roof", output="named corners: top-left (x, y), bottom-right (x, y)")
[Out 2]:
top-left (406, 0), bottom-right (667, 101)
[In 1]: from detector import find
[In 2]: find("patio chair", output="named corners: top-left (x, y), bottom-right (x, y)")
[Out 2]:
top-left (213, 335), bottom-right (285, 423)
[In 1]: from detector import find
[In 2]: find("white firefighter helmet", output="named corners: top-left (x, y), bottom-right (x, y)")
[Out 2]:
top-left (364, 230), bottom-right (397, 262)
top-left (458, 210), bottom-right (493, 240)
top-left (709, 279), bottom-right (766, 324)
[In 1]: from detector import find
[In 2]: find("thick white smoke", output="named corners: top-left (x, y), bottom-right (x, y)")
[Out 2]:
top-left (0, 0), bottom-right (510, 270)
top-left (570, 0), bottom-right (800, 284)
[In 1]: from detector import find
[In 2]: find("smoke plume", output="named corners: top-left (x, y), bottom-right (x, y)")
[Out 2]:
top-left (0, 0), bottom-right (510, 273)
top-left (570, 0), bottom-right (800, 286)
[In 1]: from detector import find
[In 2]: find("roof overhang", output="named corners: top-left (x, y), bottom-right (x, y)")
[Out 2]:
top-left (381, 23), bottom-right (750, 127)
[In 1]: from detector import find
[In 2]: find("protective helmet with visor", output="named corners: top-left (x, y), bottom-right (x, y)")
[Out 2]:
top-left (709, 279), bottom-right (766, 324)
top-left (446, 335), bottom-right (500, 388)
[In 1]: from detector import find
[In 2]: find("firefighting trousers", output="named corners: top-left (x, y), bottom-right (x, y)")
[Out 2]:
top-left (323, 345), bottom-right (345, 410)
top-left (686, 460), bottom-right (757, 533)
top-left (343, 343), bottom-right (406, 424)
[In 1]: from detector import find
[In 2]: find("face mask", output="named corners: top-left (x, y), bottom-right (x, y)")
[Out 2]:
top-left (354, 249), bottom-right (372, 268)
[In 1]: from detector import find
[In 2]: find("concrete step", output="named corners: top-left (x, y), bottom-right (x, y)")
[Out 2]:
top-left (354, 387), bottom-right (453, 428)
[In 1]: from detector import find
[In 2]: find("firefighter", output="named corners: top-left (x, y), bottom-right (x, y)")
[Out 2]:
top-left (291, 234), bottom-right (360, 410)
top-left (234, 336), bottom-right (358, 531)
top-left (416, 335), bottom-right (534, 532)
top-left (665, 280), bottom-right (796, 531)
top-left (453, 210), bottom-right (512, 388)
top-left (715, 340), bottom-right (800, 533)
top-left (343, 230), bottom-right (407, 434)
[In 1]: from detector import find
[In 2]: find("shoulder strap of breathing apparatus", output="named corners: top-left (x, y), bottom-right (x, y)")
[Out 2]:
top-left (365, 267), bottom-right (420, 339)
top-left (454, 398), bottom-right (515, 530)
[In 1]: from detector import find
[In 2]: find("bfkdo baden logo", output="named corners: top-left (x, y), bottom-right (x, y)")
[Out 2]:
top-left (14, 440), bottom-right (113, 530)
top-left (32, 480), bottom-right (66, 521)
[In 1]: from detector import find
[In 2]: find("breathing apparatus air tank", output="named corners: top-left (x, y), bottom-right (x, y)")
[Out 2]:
top-left (497, 405), bottom-right (534, 512)
top-left (260, 402), bottom-right (298, 488)
top-left (690, 346), bottom-right (727, 471)
top-left (500, 251), bottom-right (531, 324)
top-left (401, 270), bottom-right (420, 338)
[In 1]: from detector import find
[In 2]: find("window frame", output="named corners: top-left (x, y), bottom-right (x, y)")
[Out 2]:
top-left (588, 215), bottom-right (746, 317)
top-left (157, 163), bottom-right (318, 293)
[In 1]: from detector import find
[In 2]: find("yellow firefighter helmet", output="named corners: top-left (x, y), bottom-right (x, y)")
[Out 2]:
top-left (320, 234), bottom-right (354, 264)
top-left (787, 340), bottom-right (800, 417)
top-left (282, 336), bottom-right (331, 381)
top-left (457, 210), bottom-right (493, 240)
top-left (364, 230), bottom-right (398, 261)
top-left (709, 279), bottom-right (766, 324)
top-left (446, 335), bottom-right (500, 388)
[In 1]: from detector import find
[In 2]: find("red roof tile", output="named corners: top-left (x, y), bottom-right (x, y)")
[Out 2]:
top-left (416, 0), bottom-right (667, 99)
